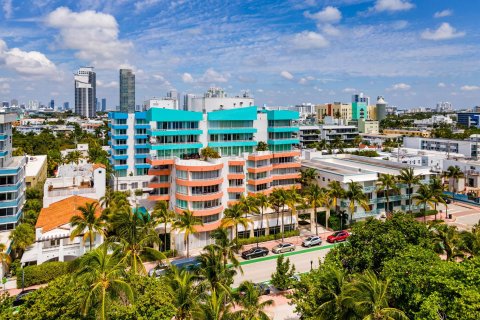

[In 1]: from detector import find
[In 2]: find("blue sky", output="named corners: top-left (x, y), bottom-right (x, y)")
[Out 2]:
top-left (0, 0), bottom-right (479, 109)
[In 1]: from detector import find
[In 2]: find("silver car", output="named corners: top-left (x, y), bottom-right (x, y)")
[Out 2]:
top-left (272, 242), bottom-right (295, 254)
top-left (302, 236), bottom-right (322, 247)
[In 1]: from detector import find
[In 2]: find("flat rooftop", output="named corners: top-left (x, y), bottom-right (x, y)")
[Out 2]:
top-left (25, 155), bottom-right (47, 177)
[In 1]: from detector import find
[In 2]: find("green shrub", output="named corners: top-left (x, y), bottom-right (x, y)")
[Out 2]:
top-left (17, 261), bottom-right (72, 288)
top-left (414, 209), bottom-right (438, 218)
top-left (237, 230), bottom-right (300, 246)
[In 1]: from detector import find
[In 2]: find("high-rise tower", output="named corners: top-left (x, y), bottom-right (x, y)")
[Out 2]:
top-left (74, 67), bottom-right (96, 118)
top-left (119, 69), bottom-right (135, 113)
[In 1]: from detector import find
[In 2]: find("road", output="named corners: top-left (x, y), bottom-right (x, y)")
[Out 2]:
top-left (233, 244), bottom-right (334, 287)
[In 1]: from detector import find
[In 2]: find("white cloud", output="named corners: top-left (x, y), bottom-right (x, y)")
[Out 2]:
top-left (343, 88), bottom-right (357, 93)
top-left (134, 0), bottom-right (161, 13)
top-left (389, 83), bottom-right (411, 91)
top-left (392, 20), bottom-right (408, 30)
top-left (256, 89), bottom-right (264, 93)
top-left (304, 6), bottom-right (342, 24)
top-left (291, 31), bottom-right (329, 49)
top-left (2, 0), bottom-right (12, 19)
top-left (97, 80), bottom-right (118, 88)
top-left (437, 82), bottom-right (446, 88)
top-left (181, 69), bottom-right (229, 84)
top-left (321, 24), bottom-right (341, 36)
top-left (0, 39), bottom-right (57, 76)
top-left (0, 81), bottom-right (9, 94)
top-left (280, 71), bottom-right (294, 80)
top-left (421, 23), bottom-right (465, 41)
top-left (460, 85), bottom-right (480, 91)
top-left (373, 0), bottom-right (414, 13)
top-left (434, 9), bottom-right (452, 18)
top-left (45, 7), bottom-right (133, 69)
top-left (182, 73), bottom-right (194, 83)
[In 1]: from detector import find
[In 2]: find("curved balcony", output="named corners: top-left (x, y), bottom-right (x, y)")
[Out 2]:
top-left (227, 173), bottom-right (245, 180)
top-left (248, 153), bottom-right (273, 161)
top-left (247, 165), bottom-right (273, 174)
top-left (272, 162), bottom-right (301, 169)
top-left (175, 177), bottom-right (223, 187)
top-left (272, 150), bottom-right (301, 158)
top-left (148, 194), bottom-right (170, 201)
top-left (272, 173), bottom-right (300, 180)
top-left (175, 205), bottom-right (224, 216)
top-left (227, 186), bottom-right (244, 193)
top-left (175, 163), bottom-right (223, 172)
top-left (247, 176), bottom-right (274, 186)
top-left (194, 220), bottom-right (222, 232)
top-left (147, 157), bottom-right (175, 166)
top-left (176, 191), bottom-right (223, 202)
top-left (148, 182), bottom-right (170, 189)
top-left (228, 160), bottom-right (245, 166)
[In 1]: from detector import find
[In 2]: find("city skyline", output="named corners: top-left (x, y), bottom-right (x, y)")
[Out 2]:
top-left (0, 0), bottom-right (479, 108)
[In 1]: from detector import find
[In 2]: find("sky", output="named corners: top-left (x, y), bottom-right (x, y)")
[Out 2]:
top-left (0, 0), bottom-right (479, 109)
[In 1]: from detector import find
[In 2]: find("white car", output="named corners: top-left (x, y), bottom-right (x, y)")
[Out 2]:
top-left (302, 236), bottom-right (322, 247)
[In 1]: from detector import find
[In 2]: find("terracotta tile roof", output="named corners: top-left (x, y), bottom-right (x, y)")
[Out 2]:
top-left (92, 163), bottom-right (106, 171)
top-left (36, 196), bottom-right (102, 232)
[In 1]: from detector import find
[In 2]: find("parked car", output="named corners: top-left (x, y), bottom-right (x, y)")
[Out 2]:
top-left (241, 247), bottom-right (269, 260)
top-left (302, 236), bottom-right (322, 247)
top-left (327, 230), bottom-right (350, 243)
top-left (253, 283), bottom-right (271, 295)
top-left (272, 242), bottom-right (296, 254)
top-left (13, 289), bottom-right (36, 307)
top-left (148, 257), bottom-right (201, 277)
top-left (445, 198), bottom-right (451, 204)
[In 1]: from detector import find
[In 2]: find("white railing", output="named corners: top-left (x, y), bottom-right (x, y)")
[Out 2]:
top-left (47, 187), bottom-right (96, 197)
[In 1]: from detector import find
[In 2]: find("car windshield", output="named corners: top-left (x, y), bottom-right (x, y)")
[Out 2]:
top-left (333, 232), bottom-right (342, 236)
top-left (305, 237), bottom-right (312, 241)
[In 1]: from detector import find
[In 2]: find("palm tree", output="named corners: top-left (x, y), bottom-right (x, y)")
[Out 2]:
top-left (429, 178), bottom-right (446, 221)
top-left (254, 193), bottom-right (270, 246)
top-left (211, 227), bottom-right (241, 269)
top-left (328, 181), bottom-right (346, 230)
top-left (413, 184), bottom-right (437, 223)
top-left (239, 195), bottom-right (260, 231)
top-left (353, 135), bottom-right (363, 147)
top-left (305, 184), bottom-right (324, 235)
top-left (0, 243), bottom-right (11, 272)
top-left (311, 264), bottom-right (348, 319)
top-left (166, 266), bottom-right (199, 320)
top-left (197, 245), bottom-right (237, 292)
top-left (376, 174), bottom-right (399, 214)
top-left (318, 139), bottom-right (328, 151)
top-left (431, 223), bottom-right (463, 261)
top-left (342, 270), bottom-right (408, 320)
top-left (221, 203), bottom-right (252, 247)
top-left (70, 202), bottom-right (105, 251)
top-left (346, 181), bottom-right (370, 225)
top-left (76, 245), bottom-right (133, 320)
top-left (285, 186), bottom-right (303, 234)
top-left (108, 208), bottom-right (165, 275)
top-left (299, 168), bottom-right (316, 187)
top-left (269, 188), bottom-right (289, 241)
top-left (445, 165), bottom-right (464, 201)
top-left (397, 167), bottom-right (420, 213)
top-left (153, 200), bottom-right (176, 251)
top-left (233, 281), bottom-right (273, 320)
top-left (194, 289), bottom-right (233, 320)
top-left (173, 209), bottom-right (203, 258)
top-left (65, 150), bottom-right (83, 165)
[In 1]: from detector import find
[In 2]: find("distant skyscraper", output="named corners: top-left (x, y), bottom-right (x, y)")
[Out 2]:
top-left (436, 102), bottom-right (452, 113)
top-left (50, 99), bottom-right (55, 109)
top-left (74, 67), bottom-right (96, 118)
top-left (119, 69), bottom-right (135, 113)
top-left (1, 102), bottom-right (8, 108)
top-left (183, 93), bottom-right (195, 111)
top-left (101, 98), bottom-right (106, 112)
top-left (63, 102), bottom-right (69, 110)
top-left (10, 99), bottom-right (18, 107)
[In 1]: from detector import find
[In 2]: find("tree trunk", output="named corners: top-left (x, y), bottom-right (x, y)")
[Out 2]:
top-left (281, 210), bottom-right (285, 243)
top-left (423, 203), bottom-right (427, 223)
top-left (186, 233), bottom-right (190, 258)
top-left (89, 230), bottom-right (93, 252)
top-left (164, 221), bottom-right (167, 251)
top-left (101, 287), bottom-right (106, 320)
top-left (235, 225), bottom-right (238, 247)
top-left (314, 205), bottom-right (318, 236)
top-left (257, 208), bottom-right (264, 248)
top-left (434, 203), bottom-right (437, 221)
top-left (386, 193), bottom-right (389, 214)
top-left (408, 184), bottom-right (412, 213)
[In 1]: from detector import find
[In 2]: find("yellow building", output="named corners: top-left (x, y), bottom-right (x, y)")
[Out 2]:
top-left (316, 102), bottom-right (352, 121)
top-left (367, 105), bottom-right (377, 120)
top-left (25, 155), bottom-right (47, 188)
top-left (382, 129), bottom-right (431, 138)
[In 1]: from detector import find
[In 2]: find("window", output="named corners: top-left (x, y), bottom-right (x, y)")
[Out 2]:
top-left (176, 170), bottom-right (188, 180)
top-left (192, 199), bottom-right (220, 209)
top-left (202, 214), bottom-right (219, 224)
top-left (176, 199), bottom-right (188, 209)
top-left (0, 207), bottom-right (15, 217)
top-left (237, 231), bottom-right (250, 239)
top-left (254, 228), bottom-right (266, 237)
top-left (131, 182), bottom-right (138, 189)
top-left (191, 185), bottom-right (219, 195)
top-left (191, 170), bottom-right (219, 180)
top-left (120, 184), bottom-right (127, 190)
top-left (176, 185), bottom-right (188, 195)
top-left (142, 182), bottom-right (148, 188)
top-left (269, 226), bottom-right (280, 235)
top-left (284, 224), bottom-right (295, 232)
top-left (50, 239), bottom-right (61, 247)
top-left (229, 179), bottom-right (243, 187)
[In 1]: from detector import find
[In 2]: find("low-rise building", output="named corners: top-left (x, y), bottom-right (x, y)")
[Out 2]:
top-left (43, 163), bottom-right (106, 208)
top-left (319, 124), bottom-right (358, 145)
top-left (302, 153), bottom-right (432, 219)
top-left (61, 144), bottom-right (90, 165)
top-left (383, 129), bottom-right (431, 138)
top-left (413, 115), bottom-right (453, 128)
top-left (403, 136), bottom-right (477, 158)
top-left (298, 126), bottom-right (320, 148)
top-left (21, 196), bottom-right (103, 266)
top-left (357, 119), bottom-right (379, 134)
top-left (25, 155), bottom-right (47, 188)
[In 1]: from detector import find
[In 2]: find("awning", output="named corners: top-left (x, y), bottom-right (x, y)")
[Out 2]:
top-left (20, 246), bottom-right (38, 263)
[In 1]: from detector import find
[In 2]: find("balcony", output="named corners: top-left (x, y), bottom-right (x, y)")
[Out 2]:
top-left (267, 126), bottom-right (300, 133)
top-left (267, 138), bottom-right (300, 145)
top-left (149, 129), bottom-right (202, 136)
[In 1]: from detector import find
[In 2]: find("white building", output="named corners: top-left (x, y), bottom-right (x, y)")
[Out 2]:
top-left (21, 196), bottom-right (103, 266)
top-left (190, 87), bottom-right (254, 113)
top-left (403, 137), bottom-right (477, 158)
top-left (43, 163), bottom-right (106, 208)
top-left (61, 143), bottom-right (90, 165)
top-left (74, 67), bottom-right (96, 118)
top-left (302, 153), bottom-right (432, 219)
top-left (319, 124), bottom-right (359, 145)
top-left (436, 102), bottom-right (453, 113)
top-left (143, 98), bottom-right (177, 111)
top-left (413, 115), bottom-right (453, 128)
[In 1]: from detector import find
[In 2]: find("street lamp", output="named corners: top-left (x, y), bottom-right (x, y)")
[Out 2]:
top-left (310, 260), bottom-right (313, 271)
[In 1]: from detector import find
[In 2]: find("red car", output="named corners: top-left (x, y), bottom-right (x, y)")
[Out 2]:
top-left (327, 231), bottom-right (350, 243)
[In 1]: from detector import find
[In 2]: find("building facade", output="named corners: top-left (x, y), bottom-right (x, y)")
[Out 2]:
top-left (74, 67), bottom-right (96, 118)
top-left (457, 113), bottom-right (480, 128)
top-left (119, 69), bottom-right (135, 113)
top-left (109, 106), bottom-right (301, 251)
top-left (403, 136), bottom-right (477, 158)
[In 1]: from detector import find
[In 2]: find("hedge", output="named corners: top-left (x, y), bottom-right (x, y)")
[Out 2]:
top-left (237, 230), bottom-right (300, 246)
top-left (17, 261), bottom-right (72, 288)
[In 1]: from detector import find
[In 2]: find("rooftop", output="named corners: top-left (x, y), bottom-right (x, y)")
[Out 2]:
top-left (36, 196), bottom-right (101, 232)
top-left (25, 155), bottom-right (47, 177)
